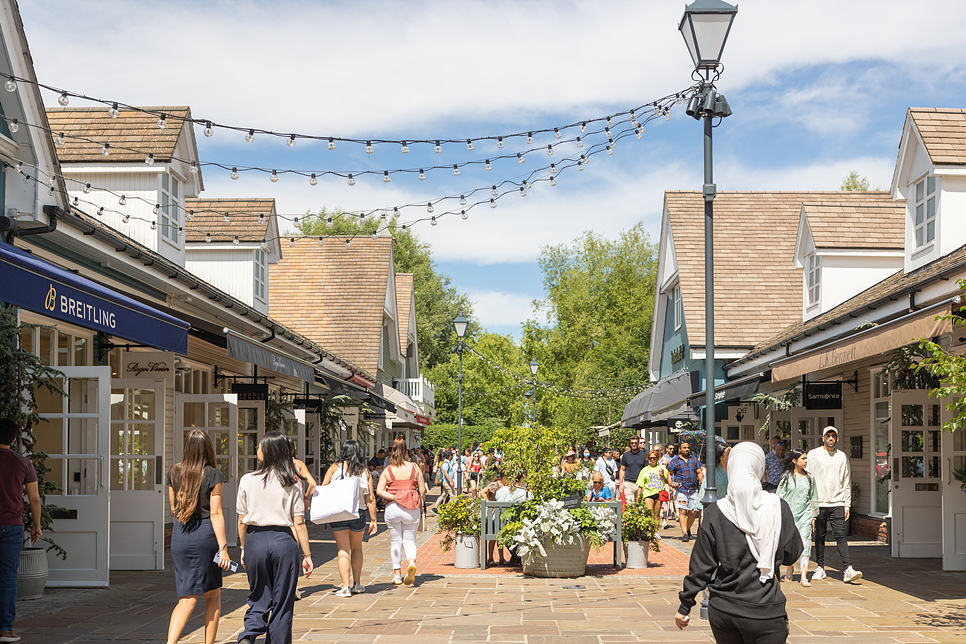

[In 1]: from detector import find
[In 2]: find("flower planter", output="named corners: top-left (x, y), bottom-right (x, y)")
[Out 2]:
top-left (624, 540), bottom-right (650, 569)
top-left (454, 535), bottom-right (480, 569)
top-left (523, 537), bottom-right (590, 578)
top-left (17, 547), bottom-right (48, 601)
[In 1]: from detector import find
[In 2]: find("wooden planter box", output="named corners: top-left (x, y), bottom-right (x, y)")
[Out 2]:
top-left (523, 537), bottom-right (590, 578)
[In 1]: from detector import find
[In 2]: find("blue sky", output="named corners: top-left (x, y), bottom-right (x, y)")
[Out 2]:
top-left (19, 0), bottom-right (966, 338)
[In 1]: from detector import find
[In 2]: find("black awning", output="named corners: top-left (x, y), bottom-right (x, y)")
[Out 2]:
top-left (621, 371), bottom-right (700, 428)
top-left (317, 373), bottom-right (396, 413)
top-left (689, 373), bottom-right (763, 408)
top-left (225, 330), bottom-right (316, 383)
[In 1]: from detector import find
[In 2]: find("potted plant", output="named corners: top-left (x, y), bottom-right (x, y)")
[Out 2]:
top-left (0, 306), bottom-right (67, 600)
top-left (622, 497), bottom-right (660, 568)
top-left (435, 494), bottom-right (481, 568)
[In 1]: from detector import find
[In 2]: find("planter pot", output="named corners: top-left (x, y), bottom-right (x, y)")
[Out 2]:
top-left (523, 537), bottom-right (591, 578)
top-left (624, 540), bottom-right (650, 569)
top-left (454, 535), bottom-right (480, 569)
top-left (17, 547), bottom-right (48, 601)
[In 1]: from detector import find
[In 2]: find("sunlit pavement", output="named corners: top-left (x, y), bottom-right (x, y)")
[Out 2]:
top-left (14, 505), bottom-right (966, 643)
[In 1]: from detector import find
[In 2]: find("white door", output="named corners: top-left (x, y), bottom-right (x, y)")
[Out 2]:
top-left (109, 380), bottom-right (165, 570)
top-left (281, 408), bottom-right (306, 462)
top-left (34, 367), bottom-right (111, 587)
top-left (941, 401), bottom-right (966, 570)
top-left (303, 412), bottom-right (320, 480)
top-left (237, 399), bottom-right (265, 480)
top-left (891, 391), bottom-right (943, 558)
top-left (175, 394), bottom-right (239, 543)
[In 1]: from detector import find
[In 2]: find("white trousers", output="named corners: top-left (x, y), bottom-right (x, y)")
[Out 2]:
top-left (385, 502), bottom-right (420, 569)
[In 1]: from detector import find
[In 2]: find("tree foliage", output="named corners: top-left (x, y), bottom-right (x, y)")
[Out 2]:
top-left (296, 209), bottom-right (477, 370)
top-left (841, 171), bottom-right (870, 191)
top-left (913, 292), bottom-right (966, 432)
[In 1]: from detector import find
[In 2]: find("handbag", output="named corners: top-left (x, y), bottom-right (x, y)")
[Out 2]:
top-left (310, 465), bottom-right (361, 524)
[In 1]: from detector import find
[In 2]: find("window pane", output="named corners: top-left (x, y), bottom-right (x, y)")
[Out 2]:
top-left (162, 192), bottom-right (169, 215)
top-left (901, 430), bottom-right (923, 452)
top-left (20, 327), bottom-right (33, 353)
top-left (927, 196), bottom-right (935, 220)
top-left (211, 431), bottom-right (230, 455)
top-left (130, 424), bottom-right (155, 455)
top-left (66, 458), bottom-right (99, 495)
top-left (132, 389), bottom-right (155, 420)
top-left (209, 404), bottom-right (230, 427)
top-left (162, 173), bottom-right (168, 191)
top-left (68, 378), bottom-right (99, 414)
top-left (183, 402), bottom-right (205, 427)
top-left (927, 176), bottom-right (935, 195)
top-left (111, 426), bottom-right (123, 456)
top-left (35, 417), bottom-right (64, 455)
top-left (39, 327), bottom-right (55, 366)
top-left (111, 389), bottom-right (126, 420)
top-left (110, 459), bottom-right (125, 490)
top-left (915, 204), bottom-right (924, 225)
top-left (901, 456), bottom-right (924, 478)
top-left (47, 458), bottom-right (65, 495)
top-left (36, 377), bottom-right (64, 413)
top-left (130, 458), bottom-right (154, 489)
top-left (927, 221), bottom-right (935, 243)
top-left (916, 179), bottom-right (924, 201)
top-left (74, 337), bottom-right (88, 366)
top-left (67, 418), bottom-right (98, 454)
top-left (172, 176), bottom-right (179, 198)
top-left (916, 227), bottom-right (924, 247)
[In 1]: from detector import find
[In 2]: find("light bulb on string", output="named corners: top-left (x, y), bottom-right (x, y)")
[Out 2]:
top-left (631, 110), bottom-right (638, 126)
top-left (453, 164), bottom-right (459, 176)
top-left (392, 207), bottom-right (400, 218)
top-left (466, 139), bottom-right (473, 151)
top-left (258, 213), bottom-right (265, 224)
top-left (359, 214), bottom-right (367, 225)
top-left (223, 212), bottom-right (231, 224)
top-left (294, 217), bottom-right (301, 229)
top-left (246, 129), bottom-right (254, 143)
top-left (189, 161), bottom-right (198, 174)
top-left (4, 78), bottom-right (15, 92)
top-left (547, 145), bottom-right (553, 156)
top-left (491, 185), bottom-right (498, 197)
top-left (270, 170), bottom-right (278, 182)
top-left (55, 132), bottom-right (65, 146)
top-left (318, 237), bottom-right (324, 245)
top-left (663, 108), bottom-right (670, 121)
top-left (366, 141), bottom-right (373, 154)
top-left (108, 103), bottom-right (119, 118)
top-left (290, 238), bottom-right (295, 247)
top-left (607, 116), bottom-right (614, 128)
top-left (485, 160), bottom-right (492, 171)
top-left (461, 210), bottom-right (468, 220)
top-left (401, 225), bottom-right (408, 235)
top-left (345, 239), bottom-right (352, 249)
top-left (434, 141), bottom-right (442, 154)
top-left (523, 180), bottom-right (530, 189)
top-left (577, 160), bottom-right (584, 171)
top-left (157, 114), bottom-right (167, 129)
top-left (187, 210), bottom-right (194, 221)
top-left (118, 195), bottom-right (126, 205)
top-left (550, 163), bottom-right (557, 174)
top-left (576, 137), bottom-right (583, 148)
top-left (287, 135), bottom-right (296, 147)
top-left (426, 203), bottom-right (433, 214)
top-left (636, 127), bottom-right (643, 139)
top-left (232, 235), bottom-right (239, 244)
top-left (231, 167), bottom-right (239, 180)
top-left (152, 203), bottom-right (160, 215)
top-left (653, 104), bottom-right (662, 115)
top-left (383, 171), bottom-right (390, 183)
top-left (607, 139), bottom-right (615, 155)
top-left (326, 217), bottom-right (333, 229)
top-left (517, 153), bottom-right (524, 164)
top-left (327, 137), bottom-right (335, 150)
top-left (96, 206), bottom-right (104, 216)
top-left (431, 216), bottom-right (437, 226)
top-left (550, 175), bottom-right (556, 186)
top-left (310, 173), bottom-right (317, 186)
top-left (418, 169), bottom-right (425, 181)
top-left (83, 183), bottom-right (91, 194)
top-left (582, 153), bottom-right (589, 166)
top-left (497, 137), bottom-right (505, 149)
top-left (121, 213), bottom-right (129, 222)
top-left (72, 197), bottom-right (79, 207)
top-left (460, 195), bottom-right (466, 206)
top-left (605, 127), bottom-right (612, 139)
top-left (490, 198), bottom-right (496, 208)
top-left (401, 141), bottom-right (409, 154)
top-left (204, 121), bottom-right (213, 138)
top-left (145, 152), bottom-right (154, 164)
top-left (151, 221), bottom-right (157, 231)
top-left (526, 132), bottom-right (533, 144)
top-left (8, 119), bottom-right (18, 133)
top-left (48, 184), bottom-right (54, 196)
top-left (347, 174), bottom-right (355, 186)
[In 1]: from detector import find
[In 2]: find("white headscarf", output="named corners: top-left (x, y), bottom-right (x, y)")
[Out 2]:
top-left (716, 442), bottom-right (783, 583)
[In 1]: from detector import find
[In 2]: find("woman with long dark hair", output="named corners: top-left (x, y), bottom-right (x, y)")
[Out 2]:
top-left (166, 429), bottom-right (231, 644)
top-left (236, 432), bottom-right (313, 644)
top-left (377, 437), bottom-right (426, 585)
top-left (321, 440), bottom-right (378, 597)
top-left (778, 448), bottom-right (819, 586)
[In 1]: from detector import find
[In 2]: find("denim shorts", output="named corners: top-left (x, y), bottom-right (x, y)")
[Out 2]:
top-left (330, 515), bottom-right (366, 532)
top-left (676, 490), bottom-right (700, 511)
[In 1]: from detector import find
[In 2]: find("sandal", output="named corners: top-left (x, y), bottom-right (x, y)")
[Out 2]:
top-left (800, 580), bottom-right (811, 587)
top-left (485, 559), bottom-right (496, 567)
top-left (498, 558), bottom-right (507, 566)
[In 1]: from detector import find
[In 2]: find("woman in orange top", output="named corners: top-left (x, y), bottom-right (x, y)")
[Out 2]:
top-left (377, 437), bottom-right (427, 586)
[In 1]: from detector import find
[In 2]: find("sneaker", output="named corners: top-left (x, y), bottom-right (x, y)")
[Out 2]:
top-left (351, 582), bottom-right (367, 594)
top-left (843, 566), bottom-right (863, 583)
top-left (654, 534), bottom-right (663, 540)
top-left (334, 586), bottom-right (352, 598)
top-left (0, 632), bottom-right (22, 643)
top-left (403, 562), bottom-right (417, 586)
top-left (811, 566), bottom-right (827, 581)
top-left (391, 575), bottom-right (404, 585)
top-left (294, 588), bottom-right (303, 601)
top-left (682, 534), bottom-right (690, 543)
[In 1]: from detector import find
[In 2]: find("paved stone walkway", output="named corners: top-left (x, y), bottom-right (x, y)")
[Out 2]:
top-left (14, 514), bottom-right (966, 644)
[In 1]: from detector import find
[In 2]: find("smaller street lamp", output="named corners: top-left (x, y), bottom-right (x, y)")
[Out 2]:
top-left (529, 359), bottom-right (539, 424)
top-left (453, 311), bottom-right (468, 494)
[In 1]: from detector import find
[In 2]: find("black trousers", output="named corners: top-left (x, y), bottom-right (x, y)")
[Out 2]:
top-left (814, 506), bottom-right (851, 569)
top-left (709, 608), bottom-right (788, 644)
top-left (239, 526), bottom-right (301, 644)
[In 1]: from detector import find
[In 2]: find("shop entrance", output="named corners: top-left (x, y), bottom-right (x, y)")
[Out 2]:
top-left (35, 367), bottom-right (111, 587)
top-left (891, 391), bottom-right (942, 558)
top-left (109, 379), bottom-right (165, 570)
top-left (941, 400), bottom-right (966, 570)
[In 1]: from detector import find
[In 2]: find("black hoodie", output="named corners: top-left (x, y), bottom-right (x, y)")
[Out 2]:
top-left (678, 500), bottom-right (803, 620)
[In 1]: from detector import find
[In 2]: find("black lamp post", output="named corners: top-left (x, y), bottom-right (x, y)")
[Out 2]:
top-left (679, 0), bottom-right (737, 508)
top-left (529, 359), bottom-right (539, 424)
top-left (453, 311), bottom-right (468, 495)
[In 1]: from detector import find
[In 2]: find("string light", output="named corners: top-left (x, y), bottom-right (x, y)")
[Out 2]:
top-left (151, 221), bottom-right (157, 231)
top-left (517, 153), bottom-right (524, 164)
top-left (327, 137), bottom-right (335, 150)
top-left (294, 217), bottom-right (300, 229)
top-left (187, 210), bottom-right (194, 221)
top-left (246, 129), bottom-right (254, 143)
top-left (547, 145), bottom-right (553, 156)
top-left (152, 203), bottom-right (160, 215)
top-left (55, 132), bottom-right (64, 146)
top-left (460, 195), bottom-right (466, 206)
top-left (550, 163), bottom-right (557, 174)
top-left (461, 210), bottom-right (468, 220)
top-left (118, 195), bottom-right (126, 205)
top-left (435, 141), bottom-right (442, 154)
top-left (290, 238), bottom-right (295, 247)
top-left (526, 132), bottom-right (533, 144)
top-left (189, 161), bottom-right (198, 174)
top-left (426, 203), bottom-right (433, 214)
top-left (157, 113), bottom-right (167, 129)
top-left (287, 134), bottom-right (296, 147)
top-left (431, 216), bottom-right (437, 226)
top-left (485, 160), bottom-right (492, 171)
top-left (418, 169), bottom-right (425, 180)
top-left (231, 167), bottom-right (239, 180)
top-left (204, 121), bottom-right (213, 138)
top-left (270, 170), bottom-right (278, 182)
top-left (393, 207), bottom-right (400, 218)
top-left (232, 235), bottom-right (239, 244)
top-left (554, 128), bottom-right (561, 139)
top-left (491, 185), bottom-right (498, 196)
top-left (145, 152), bottom-right (154, 165)
top-left (4, 78), bottom-right (15, 92)
top-left (8, 119), bottom-right (18, 133)
top-left (122, 213), bottom-right (129, 223)
top-left (108, 103), bottom-right (119, 118)
top-left (550, 175), bottom-right (556, 186)
top-left (223, 212), bottom-right (230, 224)
top-left (309, 173), bottom-right (317, 186)
top-left (366, 141), bottom-right (373, 154)
top-left (490, 198), bottom-right (496, 208)
top-left (520, 186), bottom-right (527, 197)
top-left (83, 183), bottom-right (91, 193)
top-left (347, 174), bottom-right (355, 186)
top-left (453, 164), bottom-right (460, 176)
top-left (326, 217), bottom-right (333, 229)
top-left (345, 239), bottom-right (352, 249)
top-left (58, 92), bottom-right (69, 106)
top-left (383, 171), bottom-right (390, 183)
top-left (498, 137), bottom-right (505, 149)
top-left (466, 139), bottom-right (473, 151)
top-left (401, 141), bottom-right (409, 154)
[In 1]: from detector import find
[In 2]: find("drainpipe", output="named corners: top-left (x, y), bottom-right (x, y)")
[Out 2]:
top-left (1, 205), bottom-right (62, 245)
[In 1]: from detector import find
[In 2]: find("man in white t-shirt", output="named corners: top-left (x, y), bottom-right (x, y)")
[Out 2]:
top-left (806, 426), bottom-right (862, 583)
top-left (593, 448), bottom-right (619, 497)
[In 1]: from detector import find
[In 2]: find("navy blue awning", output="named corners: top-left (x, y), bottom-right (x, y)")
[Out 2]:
top-left (0, 241), bottom-right (189, 354)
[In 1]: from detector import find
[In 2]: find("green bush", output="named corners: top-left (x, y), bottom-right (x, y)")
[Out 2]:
top-left (434, 494), bottom-right (481, 551)
top-left (621, 496), bottom-right (660, 552)
top-left (422, 423), bottom-right (495, 454)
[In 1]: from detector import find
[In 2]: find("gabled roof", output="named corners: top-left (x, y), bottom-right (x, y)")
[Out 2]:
top-left (46, 106), bottom-right (191, 163)
top-left (908, 108), bottom-right (966, 165)
top-left (802, 197), bottom-right (905, 251)
top-left (395, 273), bottom-right (414, 355)
top-left (269, 236), bottom-right (394, 375)
top-left (184, 198), bottom-right (273, 243)
top-left (666, 190), bottom-right (893, 349)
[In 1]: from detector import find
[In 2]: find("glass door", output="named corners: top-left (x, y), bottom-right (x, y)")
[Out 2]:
top-left (34, 367), bottom-right (111, 587)
top-left (891, 391), bottom-right (942, 557)
top-left (109, 379), bottom-right (165, 570)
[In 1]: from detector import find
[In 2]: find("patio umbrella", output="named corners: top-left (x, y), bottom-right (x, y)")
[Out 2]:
top-left (677, 429), bottom-right (728, 459)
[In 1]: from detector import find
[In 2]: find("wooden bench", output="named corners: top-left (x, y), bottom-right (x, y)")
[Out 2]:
top-left (480, 499), bottom-right (623, 570)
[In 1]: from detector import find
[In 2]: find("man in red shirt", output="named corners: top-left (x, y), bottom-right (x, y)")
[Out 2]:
top-left (0, 418), bottom-right (42, 643)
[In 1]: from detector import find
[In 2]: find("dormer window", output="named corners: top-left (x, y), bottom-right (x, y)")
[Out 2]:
top-left (673, 285), bottom-right (682, 330)
top-left (914, 176), bottom-right (937, 249)
top-left (160, 172), bottom-right (181, 244)
top-left (807, 253), bottom-right (821, 306)
top-left (254, 249), bottom-right (267, 302)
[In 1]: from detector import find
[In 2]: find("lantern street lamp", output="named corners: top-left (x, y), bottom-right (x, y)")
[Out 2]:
top-left (529, 359), bottom-right (539, 424)
top-left (679, 0), bottom-right (737, 508)
top-left (453, 311), bottom-right (469, 495)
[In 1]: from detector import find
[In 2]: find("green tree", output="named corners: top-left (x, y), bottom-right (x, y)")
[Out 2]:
top-left (914, 291), bottom-right (966, 432)
top-left (296, 208), bottom-right (477, 370)
top-left (841, 171), bottom-right (870, 191)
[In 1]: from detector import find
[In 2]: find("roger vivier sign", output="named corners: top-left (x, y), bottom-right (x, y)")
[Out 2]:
top-left (122, 352), bottom-right (175, 383)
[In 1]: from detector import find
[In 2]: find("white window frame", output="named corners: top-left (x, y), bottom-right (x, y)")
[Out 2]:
top-left (869, 367), bottom-right (891, 518)
top-left (159, 171), bottom-right (183, 247)
top-left (254, 249), bottom-right (267, 303)
top-left (806, 253), bottom-right (821, 307)
top-left (672, 285), bottom-right (682, 331)
top-left (913, 174), bottom-right (938, 250)
top-left (18, 311), bottom-right (94, 367)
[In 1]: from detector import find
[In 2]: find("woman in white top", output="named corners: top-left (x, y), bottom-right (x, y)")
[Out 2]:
top-left (321, 440), bottom-right (378, 597)
top-left (236, 432), bottom-right (313, 644)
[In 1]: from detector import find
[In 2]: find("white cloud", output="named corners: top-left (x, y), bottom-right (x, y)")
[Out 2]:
top-left (466, 289), bottom-right (537, 331)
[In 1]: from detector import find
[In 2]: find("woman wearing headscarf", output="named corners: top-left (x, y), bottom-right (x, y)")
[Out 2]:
top-left (674, 442), bottom-right (803, 644)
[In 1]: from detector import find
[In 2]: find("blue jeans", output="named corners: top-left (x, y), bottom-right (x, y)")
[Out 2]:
top-left (0, 524), bottom-right (25, 631)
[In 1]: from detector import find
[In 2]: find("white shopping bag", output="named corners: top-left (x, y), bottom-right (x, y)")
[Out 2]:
top-left (310, 475), bottom-right (360, 524)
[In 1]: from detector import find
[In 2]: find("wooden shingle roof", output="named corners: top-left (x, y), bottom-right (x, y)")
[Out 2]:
top-left (184, 198), bottom-right (273, 243)
top-left (395, 273), bottom-right (414, 356)
top-left (909, 108), bottom-right (966, 165)
top-left (46, 106), bottom-right (190, 163)
top-left (269, 236), bottom-right (394, 375)
top-left (803, 197), bottom-right (905, 250)
top-left (667, 190), bottom-right (893, 349)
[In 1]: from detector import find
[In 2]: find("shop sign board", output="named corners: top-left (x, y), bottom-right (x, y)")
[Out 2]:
top-left (122, 351), bottom-right (175, 384)
top-left (804, 382), bottom-right (842, 409)
top-left (231, 383), bottom-right (269, 401)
